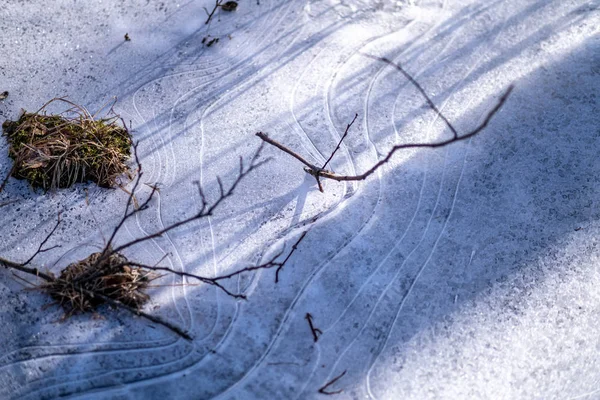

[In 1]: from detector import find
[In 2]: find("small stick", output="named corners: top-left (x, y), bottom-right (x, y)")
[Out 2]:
top-left (0, 256), bottom-right (55, 282)
top-left (77, 286), bottom-right (193, 340)
top-left (318, 370), bottom-right (347, 395)
top-left (0, 199), bottom-right (19, 208)
top-left (305, 312), bottom-right (322, 342)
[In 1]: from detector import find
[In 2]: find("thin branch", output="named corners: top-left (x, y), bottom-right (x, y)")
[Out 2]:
top-left (119, 230), bottom-right (308, 299)
top-left (120, 261), bottom-right (246, 299)
top-left (22, 212), bottom-right (62, 266)
top-left (305, 312), bottom-right (322, 342)
top-left (322, 113), bottom-right (358, 170)
top-left (318, 370), bottom-right (347, 395)
top-left (103, 141), bottom-right (146, 253)
top-left (275, 230), bottom-right (308, 283)
top-left (205, 0), bottom-right (222, 24)
top-left (74, 286), bottom-right (193, 340)
top-left (0, 199), bottom-right (19, 208)
top-left (366, 55), bottom-right (459, 139)
top-left (0, 164), bottom-right (17, 193)
top-left (316, 84), bottom-right (514, 182)
top-left (257, 85), bottom-right (514, 188)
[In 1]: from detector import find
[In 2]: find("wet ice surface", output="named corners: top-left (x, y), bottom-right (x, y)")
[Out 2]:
top-left (0, 0), bottom-right (599, 398)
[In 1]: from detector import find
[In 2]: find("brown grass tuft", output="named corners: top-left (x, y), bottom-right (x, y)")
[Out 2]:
top-left (42, 252), bottom-right (157, 316)
top-left (1, 98), bottom-right (132, 191)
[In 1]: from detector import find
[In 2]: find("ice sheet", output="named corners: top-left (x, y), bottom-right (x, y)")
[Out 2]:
top-left (0, 0), bottom-right (599, 398)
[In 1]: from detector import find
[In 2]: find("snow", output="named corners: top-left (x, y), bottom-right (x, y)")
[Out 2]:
top-left (0, 0), bottom-right (599, 398)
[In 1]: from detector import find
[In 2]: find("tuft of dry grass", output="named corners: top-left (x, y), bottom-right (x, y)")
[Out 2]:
top-left (42, 252), bottom-right (157, 316)
top-left (1, 98), bottom-right (132, 191)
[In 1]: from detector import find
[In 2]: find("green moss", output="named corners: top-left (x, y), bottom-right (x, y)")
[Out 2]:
top-left (1, 100), bottom-right (133, 190)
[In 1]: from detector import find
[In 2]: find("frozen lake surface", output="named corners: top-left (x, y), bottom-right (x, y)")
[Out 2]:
top-left (0, 0), bottom-right (599, 398)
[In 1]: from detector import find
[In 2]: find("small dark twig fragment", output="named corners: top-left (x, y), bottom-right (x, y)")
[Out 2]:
top-left (305, 312), bottom-right (322, 342)
top-left (0, 199), bottom-right (18, 208)
top-left (124, 33), bottom-right (131, 42)
top-left (206, 37), bottom-right (220, 47)
top-left (0, 91), bottom-right (8, 101)
top-left (318, 370), bottom-right (347, 395)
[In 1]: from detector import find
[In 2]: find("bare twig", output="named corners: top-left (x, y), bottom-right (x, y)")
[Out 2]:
top-left (108, 143), bottom-right (269, 256)
top-left (256, 132), bottom-right (318, 170)
top-left (0, 199), bottom-right (19, 208)
top-left (318, 370), bottom-right (347, 395)
top-left (22, 212), bottom-right (62, 266)
top-left (305, 312), bottom-right (322, 342)
top-left (120, 230), bottom-right (308, 299)
top-left (0, 255), bottom-right (192, 340)
top-left (103, 141), bottom-right (146, 253)
top-left (73, 286), bottom-right (193, 340)
top-left (0, 164), bottom-right (17, 193)
top-left (256, 81), bottom-right (514, 190)
top-left (76, 143), bottom-right (275, 296)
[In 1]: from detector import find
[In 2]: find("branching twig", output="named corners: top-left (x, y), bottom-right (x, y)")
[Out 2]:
top-left (108, 142), bottom-right (269, 256)
top-left (256, 57), bottom-right (514, 192)
top-left (22, 212), bottom-right (62, 266)
top-left (305, 312), bottom-right (322, 342)
top-left (103, 141), bottom-right (147, 253)
top-left (120, 230), bottom-right (308, 299)
top-left (0, 141), bottom-right (304, 339)
top-left (318, 370), bottom-right (347, 395)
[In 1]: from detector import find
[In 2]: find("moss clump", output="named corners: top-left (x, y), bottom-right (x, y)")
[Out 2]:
top-left (42, 252), bottom-right (156, 315)
top-left (1, 98), bottom-right (132, 190)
